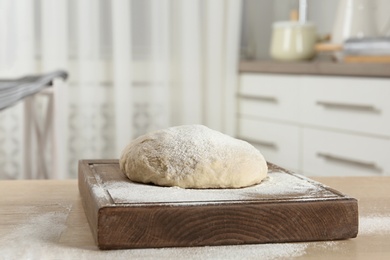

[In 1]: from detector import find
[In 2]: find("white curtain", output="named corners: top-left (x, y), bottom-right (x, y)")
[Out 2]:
top-left (0, 0), bottom-right (242, 179)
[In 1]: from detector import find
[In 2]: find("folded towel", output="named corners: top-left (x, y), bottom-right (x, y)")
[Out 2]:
top-left (0, 70), bottom-right (68, 111)
top-left (343, 37), bottom-right (390, 56)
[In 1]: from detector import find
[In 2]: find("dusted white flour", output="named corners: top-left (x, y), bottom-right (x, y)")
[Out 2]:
top-left (5, 209), bottom-right (389, 259)
top-left (104, 170), bottom-right (333, 205)
top-left (359, 215), bottom-right (390, 235)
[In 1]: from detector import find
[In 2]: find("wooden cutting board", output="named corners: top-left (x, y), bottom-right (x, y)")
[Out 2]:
top-left (78, 159), bottom-right (358, 250)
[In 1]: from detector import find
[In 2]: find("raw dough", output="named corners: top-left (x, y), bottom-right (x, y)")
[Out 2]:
top-left (119, 125), bottom-right (268, 188)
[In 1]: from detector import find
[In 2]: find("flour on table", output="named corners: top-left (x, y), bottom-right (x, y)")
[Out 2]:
top-left (119, 125), bottom-right (268, 189)
top-left (0, 206), bottom-right (350, 260)
top-left (0, 206), bottom-right (71, 259)
top-left (359, 214), bottom-right (390, 235)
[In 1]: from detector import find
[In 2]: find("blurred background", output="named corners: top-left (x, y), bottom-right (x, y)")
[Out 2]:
top-left (241, 0), bottom-right (390, 60)
top-left (1, 0), bottom-right (390, 179)
top-left (0, 0), bottom-right (241, 179)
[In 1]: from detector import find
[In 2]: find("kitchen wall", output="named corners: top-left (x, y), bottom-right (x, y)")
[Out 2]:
top-left (238, 0), bottom-right (390, 176)
top-left (241, 0), bottom-right (390, 60)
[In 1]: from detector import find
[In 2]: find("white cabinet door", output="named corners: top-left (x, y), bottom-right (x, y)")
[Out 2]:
top-left (239, 74), bottom-right (300, 123)
top-left (302, 128), bottom-right (390, 176)
top-left (237, 73), bottom-right (390, 176)
top-left (300, 76), bottom-right (390, 136)
top-left (237, 117), bottom-right (301, 172)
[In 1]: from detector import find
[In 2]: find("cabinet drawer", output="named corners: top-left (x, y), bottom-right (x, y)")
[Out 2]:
top-left (300, 76), bottom-right (390, 137)
top-left (237, 117), bottom-right (300, 172)
top-left (302, 128), bottom-right (390, 176)
top-left (238, 74), bottom-right (300, 122)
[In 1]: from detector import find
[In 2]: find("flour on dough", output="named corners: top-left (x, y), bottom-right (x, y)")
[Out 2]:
top-left (119, 125), bottom-right (268, 188)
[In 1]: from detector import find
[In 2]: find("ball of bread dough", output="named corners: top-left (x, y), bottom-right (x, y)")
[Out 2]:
top-left (119, 125), bottom-right (268, 188)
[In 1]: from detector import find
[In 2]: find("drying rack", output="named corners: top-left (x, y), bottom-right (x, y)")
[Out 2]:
top-left (0, 71), bottom-right (68, 179)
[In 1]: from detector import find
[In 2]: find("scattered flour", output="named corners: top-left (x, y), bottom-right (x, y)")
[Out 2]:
top-left (359, 215), bottom-right (390, 235)
top-left (0, 230), bottom-right (309, 260)
top-left (0, 219), bottom-right (309, 260)
top-left (0, 207), bottom-right (361, 260)
top-left (8, 188), bottom-right (388, 258)
top-left (105, 172), bottom-right (335, 205)
top-left (0, 210), bottom-right (70, 260)
top-left (0, 206), bottom-right (347, 260)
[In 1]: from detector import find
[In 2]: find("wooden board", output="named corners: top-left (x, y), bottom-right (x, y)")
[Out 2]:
top-left (78, 160), bottom-right (358, 250)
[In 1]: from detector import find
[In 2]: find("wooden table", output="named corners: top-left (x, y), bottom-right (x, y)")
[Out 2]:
top-left (1, 177), bottom-right (389, 259)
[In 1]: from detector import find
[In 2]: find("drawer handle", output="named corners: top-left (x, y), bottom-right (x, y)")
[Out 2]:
top-left (316, 101), bottom-right (380, 113)
top-left (238, 94), bottom-right (278, 103)
top-left (240, 138), bottom-right (278, 149)
top-left (317, 152), bottom-right (382, 172)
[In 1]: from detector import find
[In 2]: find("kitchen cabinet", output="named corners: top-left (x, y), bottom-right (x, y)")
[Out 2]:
top-left (237, 72), bottom-right (390, 176)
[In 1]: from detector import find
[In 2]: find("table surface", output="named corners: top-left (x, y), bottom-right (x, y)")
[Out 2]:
top-left (1, 176), bottom-right (389, 259)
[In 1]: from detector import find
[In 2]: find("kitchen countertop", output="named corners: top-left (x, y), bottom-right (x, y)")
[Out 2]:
top-left (1, 177), bottom-right (390, 259)
top-left (240, 60), bottom-right (390, 78)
